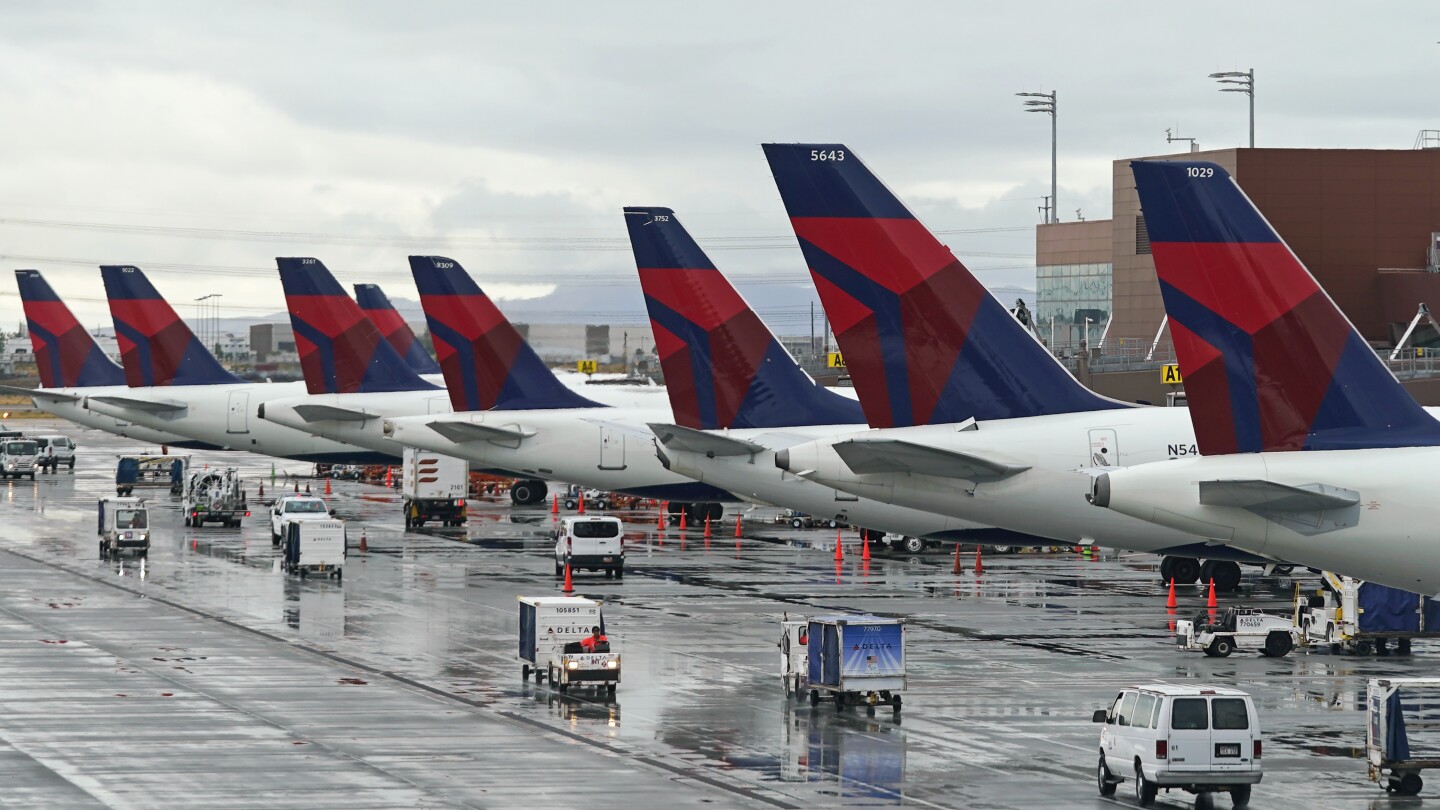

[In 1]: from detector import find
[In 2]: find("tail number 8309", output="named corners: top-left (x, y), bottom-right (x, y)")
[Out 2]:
top-left (810, 150), bottom-right (845, 162)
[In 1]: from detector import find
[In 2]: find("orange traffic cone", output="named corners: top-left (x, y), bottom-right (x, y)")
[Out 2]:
top-left (305, 483), bottom-right (311, 494)
top-left (833, 528), bottom-right (844, 561)
top-left (384, 467), bottom-right (393, 487)
top-left (551, 494), bottom-right (559, 514)
top-left (258, 483), bottom-right (264, 498)
top-left (1166, 578), bottom-right (1178, 609)
top-left (325, 477), bottom-right (331, 495)
top-left (578, 492), bottom-right (585, 514)
top-left (1207, 578), bottom-right (1218, 609)
top-left (293, 482), bottom-right (299, 493)
top-left (359, 527), bottom-right (368, 553)
top-left (861, 532), bottom-right (871, 561)
top-left (952, 543), bottom-right (963, 574)
top-left (656, 507), bottom-right (665, 531)
top-left (679, 509), bottom-right (687, 531)
top-left (704, 516), bottom-right (712, 538)
top-left (734, 515), bottom-right (743, 538)
top-left (562, 563), bottom-right (574, 594)
top-left (974, 546), bottom-right (984, 573)
top-left (161, 444), bottom-right (168, 454)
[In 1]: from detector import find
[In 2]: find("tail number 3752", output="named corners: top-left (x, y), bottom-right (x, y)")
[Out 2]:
top-left (810, 150), bottom-right (845, 162)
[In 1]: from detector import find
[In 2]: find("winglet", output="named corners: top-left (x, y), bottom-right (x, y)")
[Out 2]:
top-left (763, 143), bottom-right (1120, 427)
top-left (410, 256), bottom-right (602, 411)
top-left (625, 206), bottom-right (862, 429)
top-left (16, 269), bottom-right (126, 388)
top-left (353, 283), bottom-right (442, 375)
top-left (100, 265), bottom-right (244, 387)
top-left (1132, 160), bottom-right (1440, 452)
top-left (277, 258), bottom-right (438, 395)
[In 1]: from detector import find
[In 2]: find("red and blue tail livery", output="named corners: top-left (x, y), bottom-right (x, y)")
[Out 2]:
top-left (1134, 160), bottom-right (1440, 453)
top-left (278, 258), bottom-right (438, 396)
top-left (16, 269), bottom-right (126, 388)
top-left (625, 206), bottom-right (862, 429)
top-left (410, 256), bottom-right (602, 412)
top-left (763, 143), bottom-right (1118, 429)
top-left (354, 283), bottom-right (442, 376)
top-left (100, 265), bottom-right (244, 387)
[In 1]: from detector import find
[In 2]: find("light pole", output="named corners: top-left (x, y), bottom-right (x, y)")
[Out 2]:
top-left (194, 294), bottom-right (220, 352)
top-left (1209, 69), bottom-right (1254, 147)
top-left (1017, 90), bottom-right (1057, 223)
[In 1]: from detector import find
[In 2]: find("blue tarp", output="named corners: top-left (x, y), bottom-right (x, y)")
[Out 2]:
top-left (1358, 583), bottom-right (1422, 633)
top-left (1388, 690), bottom-right (1412, 762)
top-left (519, 603), bottom-right (537, 662)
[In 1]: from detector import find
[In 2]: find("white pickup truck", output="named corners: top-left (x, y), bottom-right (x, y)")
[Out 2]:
top-left (270, 495), bottom-right (334, 546)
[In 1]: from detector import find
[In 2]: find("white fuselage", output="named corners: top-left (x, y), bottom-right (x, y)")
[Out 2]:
top-left (384, 405), bottom-right (735, 502)
top-left (81, 381), bottom-right (392, 463)
top-left (259, 382), bottom-right (668, 458)
top-left (31, 387), bottom-right (208, 447)
top-left (1094, 448), bottom-right (1440, 594)
top-left (776, 408), bottom-right (1269, 558)
top-left (656, 425), bottom-right (995, 540)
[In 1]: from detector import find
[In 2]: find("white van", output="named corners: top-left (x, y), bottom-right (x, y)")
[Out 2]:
top-left (1094, 683), bottom-right (1261, 807)
top-left (553, 516), bottom-right (624, 578)
top-left (34, 434), bottom-right (75, 471)
top-left (0, 438), bottom-right (39, 480)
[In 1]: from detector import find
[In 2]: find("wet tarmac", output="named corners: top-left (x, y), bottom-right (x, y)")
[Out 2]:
top-left (0, 418), bottom-right (1426, 808)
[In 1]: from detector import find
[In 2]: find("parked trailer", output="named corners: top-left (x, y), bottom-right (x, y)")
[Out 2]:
top-left (182, 467), bottom-right (248, 527)
top-left (281, 519), bottom-right (346, 580)
top-left (1297, 573), bottom-right (1440, 655)
top-left (1367, 677), bottom-right (1440, 796)
top-left (97, 496), bottom-right (150, 559)
top-left (517, 595), bottom-right (619, 694)
top-left (806, 615), bottom-right (906, 715)
top-left (401, 448), bottom-right (468, 528)
top-left (115, 455), bottom-right (188, 496)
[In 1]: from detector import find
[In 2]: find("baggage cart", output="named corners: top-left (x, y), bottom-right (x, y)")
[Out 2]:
top-left (517, 595), bottom-right (619, 694)
top-left (806, 615), bottom-right (905, 714)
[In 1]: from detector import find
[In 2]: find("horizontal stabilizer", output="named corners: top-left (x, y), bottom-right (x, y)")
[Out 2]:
top-left (425, 420), bottom-right (536, 444)
top-left (0, 384), bottom-right (79, 402)
top-left (1198, 479), bottom-right (1359, 512)
top-left (290, 404), bottom-right (377, 423)
top-left (648, 423), bottom-right (765, 457)
top-left (89, 395), bottom-right (187, 414)
top-left (834, 439), bottom-right (1030, 482)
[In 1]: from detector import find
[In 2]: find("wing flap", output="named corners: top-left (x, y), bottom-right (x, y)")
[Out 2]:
top-left (648, 423), bottom-right (765, 457)
top-left (290, 404), bottom-right (377, 423)
top-left (425, 420), bottom-right (535, 444)
top-left (89, 395), bottom-right (188, 414)
top-left (834, 439), bottom-right (1030, 482)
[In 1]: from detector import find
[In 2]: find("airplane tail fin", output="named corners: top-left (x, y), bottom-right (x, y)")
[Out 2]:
top-left (762, 143), bottom-right (1119, 428)
top-left (16, 269), bottom-right (126, 388)
top-left (277, 258), bottom-right (439, 395)
top-left (409, 256), bottom-right (602, 411)
top-left (625, 206), bottom-right (862, 429)
top-left (1131, 160), bottom-right (1440, 453)
top-left (100, 265), bottom-right (244, 387)
top-left (353, 283), bottom-right (443, 376)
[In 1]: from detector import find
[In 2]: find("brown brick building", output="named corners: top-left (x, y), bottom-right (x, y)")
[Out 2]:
top-left (1037, 148), bottom-right (1440, 356)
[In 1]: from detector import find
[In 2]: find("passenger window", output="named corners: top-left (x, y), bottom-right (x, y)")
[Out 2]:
top-left (1171, 698), bottom-right (1209, 730)
top-left (1149, 697), bottom-right (1164, 729)
top-left (1212, 698), bottom-right (1250, 730)
top-left (1134, 694), bottom-right (1157, 729)
top-left (1117, 691), bottom-right (1138, 727)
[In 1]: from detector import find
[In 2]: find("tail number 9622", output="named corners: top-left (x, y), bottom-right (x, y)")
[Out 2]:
top-left (810, 150), bottom-right (845, 162)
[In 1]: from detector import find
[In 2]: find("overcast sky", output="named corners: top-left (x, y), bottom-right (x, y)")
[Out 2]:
top-left (0, 2), bottom-right (1435, 334)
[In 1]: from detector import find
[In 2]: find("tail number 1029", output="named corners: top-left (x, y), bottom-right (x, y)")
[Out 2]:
top-left (1186, 167), bottom-right (1214, 178)
top-left (810, 150), bottom-right (845, 162)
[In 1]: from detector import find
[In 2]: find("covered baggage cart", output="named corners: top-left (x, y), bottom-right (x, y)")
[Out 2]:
top-left (115, 455), bottom-right (188, 496)
top-left (806, 614), bottom-right (905, 714)
top-left (1367, 677), bottom-right (1440, 796)
top-left (517, 596), bottom-right (619, 694)
top-left (281, 519), bottom-right (346, 580)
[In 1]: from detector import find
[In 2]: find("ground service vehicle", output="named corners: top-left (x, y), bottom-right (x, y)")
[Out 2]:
top-left (281, 519), bottom-right (345, 580)
top-left (182, 468), bottom-right (248, 528)
top-left (560, 484), bottom-right (607, 510)
top-left (780, 618), bottom-right (809, 697)
top-left (774, 510), bottom-right (843, 530)
top-left (1, 438), bottom-right (39, 480)
top-left (1175, 607), bottom-right (1297, 658)
top-left (806, 615), bottom-right (905, 715)
top-left (97, 496), bottom-right (150, 558)
top-left (516, 595), bottom-right (619, 694)
top-left (34, 434), bottom-right (75, 471)
top-left (1368, 677), bottom-right (1439, 795)
top-left (115, 455), bottom-right (187, 496)
top-left (270, 495), bottom-right (334, 545)
top-left (1095, 684), bottom-right (1262, 806)
top-left (401, 448), bottom-right (467, 527)
top-left (1296, 573), bottom-right (1440, 655)
top-left (553, 516), bottom-right (624, 578)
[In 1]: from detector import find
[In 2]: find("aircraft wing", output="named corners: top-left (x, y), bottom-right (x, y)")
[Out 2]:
top-left (0, 384), bottom-right (79, 403)
top-left (648, 423), bottom-right (765, 457)
top-left (290, 404), bottom-right (377, 423)
top-left (1198, 480), bottom-right (1360, 512)
top-left (425, 420), bottom-right (535, 444)
top-left (89, 395), bottom-right (188, 414)
top-left (833, 438), bottom-right (1030, 482)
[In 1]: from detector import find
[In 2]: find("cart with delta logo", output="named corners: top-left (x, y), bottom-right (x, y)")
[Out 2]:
top-left (805, 614), bottom-right (905, 715)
